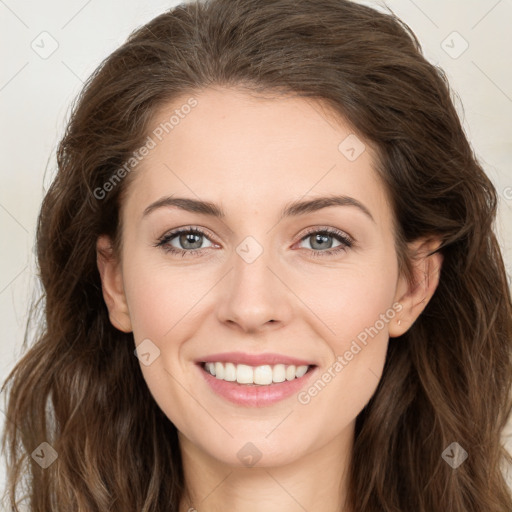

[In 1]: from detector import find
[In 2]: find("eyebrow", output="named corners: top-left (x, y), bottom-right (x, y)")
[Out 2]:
top-left (142, 194), bottom-right (375, 223)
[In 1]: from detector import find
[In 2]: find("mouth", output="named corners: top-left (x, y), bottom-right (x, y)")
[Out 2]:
top-left (195, 354), bottom-right (319, 407)
top-left (200, 361), bottom-right (316, 386)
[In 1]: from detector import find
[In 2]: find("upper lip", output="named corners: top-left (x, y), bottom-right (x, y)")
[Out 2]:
top-left (197, 351), bottom-right (316, 367)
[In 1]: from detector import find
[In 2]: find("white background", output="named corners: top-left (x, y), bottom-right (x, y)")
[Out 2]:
top-left (1, 0), bottom-right (511, 495)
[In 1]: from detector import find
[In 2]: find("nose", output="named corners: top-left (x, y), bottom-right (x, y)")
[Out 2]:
top-left (216, 243), bottom-right (293, 334)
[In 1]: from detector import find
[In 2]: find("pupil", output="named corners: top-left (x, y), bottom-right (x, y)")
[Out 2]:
top-left (181, 232), bottom-right (201, 249)
top-left (312, 233), bottom-right (332, 250)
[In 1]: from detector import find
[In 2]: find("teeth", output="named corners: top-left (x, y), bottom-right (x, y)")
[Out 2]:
top-left (224, 362), bottom-right (236, 381)
top-left (215, 362), bottom-right (224, 380)
top-left (204, 362), bottom-right (311, 385)
top-left (254, 365), bottom-right (273, 385)
top-left (237, 364), bottom-right (253, 384)
top-left (295, 365), bottom-right (308, 378)
top-left (272, 364), bottom-right (286, 383)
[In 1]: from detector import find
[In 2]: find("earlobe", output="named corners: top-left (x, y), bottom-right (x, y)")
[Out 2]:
top-left (389, 237), bottom-right (444, 338)
top-left (96, 235), bottom-right (133, 333)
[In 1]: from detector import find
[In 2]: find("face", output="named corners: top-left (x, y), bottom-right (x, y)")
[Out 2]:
top-left (97, 87), bottom-right (426, 468)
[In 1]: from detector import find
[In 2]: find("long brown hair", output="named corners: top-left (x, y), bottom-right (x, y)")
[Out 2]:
top-left (2, 0), bottom-right (511, 510)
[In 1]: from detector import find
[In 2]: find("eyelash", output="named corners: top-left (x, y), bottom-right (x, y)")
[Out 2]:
top-left (154, 226), bottom-right (354, 259)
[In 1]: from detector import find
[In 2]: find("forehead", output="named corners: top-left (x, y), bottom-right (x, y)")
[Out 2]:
top-left (122, 87), bottom-right (390, 226)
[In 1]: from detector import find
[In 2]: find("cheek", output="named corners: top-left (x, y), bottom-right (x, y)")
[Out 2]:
top-left (296, 259), bottom-right (397, 383)
top-left (302, 258), bottom-right (399, 346)
top-left (294, 261), bottom-right (398, 420)
top-left (122, 257), bottom-right (214, 341)
top-left (122, 260), bottom-right (209, 433)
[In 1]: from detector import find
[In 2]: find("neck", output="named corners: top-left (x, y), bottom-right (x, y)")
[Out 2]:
top-left (178, 422), bottom-right (354, 512)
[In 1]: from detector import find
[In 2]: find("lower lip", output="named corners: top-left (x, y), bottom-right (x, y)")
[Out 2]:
top-left (197, 364), bottom-right (317, 407)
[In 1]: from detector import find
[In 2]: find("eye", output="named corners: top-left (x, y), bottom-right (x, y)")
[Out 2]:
top-left (154, 226), bottom-right (354, 259)
top-left (154, 226), bottom-right (215, 257)
top-left (295, 227), bottom-right (353, 258)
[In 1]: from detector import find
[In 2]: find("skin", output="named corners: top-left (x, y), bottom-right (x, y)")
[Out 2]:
top-left (97, 87), bottom-right (443, 512)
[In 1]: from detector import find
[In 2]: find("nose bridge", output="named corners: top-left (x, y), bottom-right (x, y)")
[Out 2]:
top-left (216, 233), bottom-right (291, 331)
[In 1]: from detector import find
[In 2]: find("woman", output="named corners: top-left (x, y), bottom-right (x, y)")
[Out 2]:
top-left (2, 0), bottom-right (511, 510)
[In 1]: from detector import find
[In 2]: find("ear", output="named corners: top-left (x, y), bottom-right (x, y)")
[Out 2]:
top-left (96, 235), bottom-right (133, 333)
top-left (388, 237), bottom-right (444, 338)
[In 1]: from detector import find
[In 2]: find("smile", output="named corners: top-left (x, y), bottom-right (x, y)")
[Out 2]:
top-left (203, 361), bottom-right (310, 385)
top-left (197, 354), bottom-right (318, 407)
